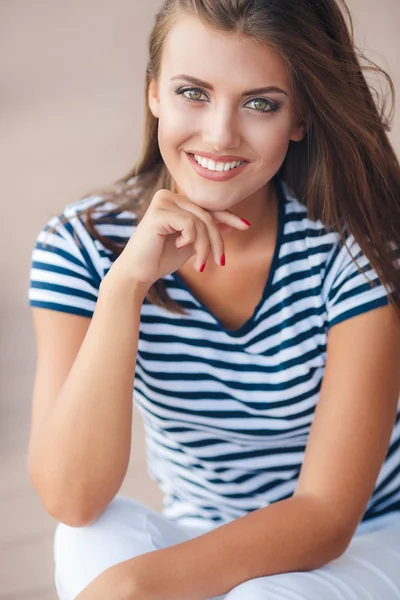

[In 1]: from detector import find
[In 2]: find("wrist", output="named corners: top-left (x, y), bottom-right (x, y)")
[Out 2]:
top-left (101, 265), bottom-right (150, 303)
top-left (100, 271), bottom-right (149, 305)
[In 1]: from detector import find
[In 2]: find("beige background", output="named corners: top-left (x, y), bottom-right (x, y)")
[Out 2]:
top-left (1, 1), bottom-right (399, 598)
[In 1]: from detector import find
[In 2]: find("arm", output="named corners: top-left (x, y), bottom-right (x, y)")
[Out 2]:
top-left (121, 302), bottom-right (400, 600)
top-left (28, 270), bottom-right (148, 526)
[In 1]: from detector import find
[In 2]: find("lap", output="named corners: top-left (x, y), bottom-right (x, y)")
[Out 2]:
top-left (54, 496), bottom-right (400, 600)
top-left (54, 495), bottom-right (196, 600)
top-left (224, 520), bottom-right (400, 599)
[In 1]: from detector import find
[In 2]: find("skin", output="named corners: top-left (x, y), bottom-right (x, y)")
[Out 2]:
top-left (148, 15), bottom-right (306, 259)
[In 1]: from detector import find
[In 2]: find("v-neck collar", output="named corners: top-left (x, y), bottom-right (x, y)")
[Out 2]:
top-left (171, 177), bottom-right (287, 337)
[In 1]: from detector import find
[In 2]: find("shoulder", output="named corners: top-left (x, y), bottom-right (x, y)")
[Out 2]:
top-left (278, 180), bottom-right (391, 325)
top-left (280, 180), bottom-right (335, 239)
top-left (28, 190), bottom-right (141, 317)
top-left (62, 193), bottom-right (138, 234)
top-left (41, 191), bottom-right (140, 258)
top-left (279, 179), bottom-right (377, 264)
top-left (279, 179), bottom-right (346, 262)
top-left (32, 185), bottom-right (142, 277)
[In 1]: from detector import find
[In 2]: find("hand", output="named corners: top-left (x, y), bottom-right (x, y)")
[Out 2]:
top-left (107, 188), bottom-right (251, 291)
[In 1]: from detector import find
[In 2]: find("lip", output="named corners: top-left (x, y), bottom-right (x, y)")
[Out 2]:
top-left (186, 152), bottom-right (249, 182)
top-left (185, 150), bottom-right (250, 162)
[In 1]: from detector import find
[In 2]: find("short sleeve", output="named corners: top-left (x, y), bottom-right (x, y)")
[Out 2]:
top-left (323, 234), bottom-right (392, 328)
top-left (28, 201), bottom-right (104, 318)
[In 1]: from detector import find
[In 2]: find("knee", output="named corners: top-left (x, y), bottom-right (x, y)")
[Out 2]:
top-left (54, 495), bottom-right (151, 600)
top-left (55, 496), bottom-right (136, 552)
top-left (224, 573), bottom-right (320, 600)
top-left (53, 517), bottom-right (113, 600)
top-left (224, 579), bottom-right (268, 600)
top-left (54, 521), bottom-right (96, 600)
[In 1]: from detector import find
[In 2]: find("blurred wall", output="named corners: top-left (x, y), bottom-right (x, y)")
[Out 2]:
top-left (1, 1), bottom-right (399, 598)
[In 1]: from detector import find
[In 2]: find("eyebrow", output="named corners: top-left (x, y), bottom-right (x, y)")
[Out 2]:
top-left (170, 74), bottom-right (288, 97)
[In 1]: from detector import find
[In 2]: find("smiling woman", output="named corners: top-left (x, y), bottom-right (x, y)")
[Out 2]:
top-left (27, 1), bottom-right (400, 599)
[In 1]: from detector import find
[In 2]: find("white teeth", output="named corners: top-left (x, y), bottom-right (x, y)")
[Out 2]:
top-left (193, 154), bottom-right (244, 172)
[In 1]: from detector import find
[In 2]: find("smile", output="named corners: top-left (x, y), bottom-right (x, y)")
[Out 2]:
top-left (185, 152), bottom-right (249, 182)
top-left (193, 154), bottom-right (245, 172)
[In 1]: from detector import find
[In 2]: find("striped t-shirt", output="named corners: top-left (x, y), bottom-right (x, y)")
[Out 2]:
top-left (28, 177), bottom-right (400, 530)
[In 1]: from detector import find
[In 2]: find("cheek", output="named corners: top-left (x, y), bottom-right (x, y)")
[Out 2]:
top-left (156, 108), bottom-right (193, 184)
top-left (252, 126), bottom-right (291, 174)
top-left (158, 100), bottom-right (194, 147)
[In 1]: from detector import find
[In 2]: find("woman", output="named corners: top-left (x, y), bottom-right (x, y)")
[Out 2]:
top-left (28, 0), bottom-right (400, 598)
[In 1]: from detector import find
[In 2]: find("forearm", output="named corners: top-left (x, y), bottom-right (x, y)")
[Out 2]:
top-left (130, 494), bottom-right (349, 600)
top-left (29, 273), bottom-right (147, 525)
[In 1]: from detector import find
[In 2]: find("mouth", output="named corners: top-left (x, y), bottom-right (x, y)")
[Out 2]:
top-left (185, 152), bottom-right (250, 182)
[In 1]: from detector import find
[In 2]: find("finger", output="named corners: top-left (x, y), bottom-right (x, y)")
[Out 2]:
top-left (217, 223), bottom-right (234, 234)
top-left (210, 210), bottom-right (251, 230)
top-left (191, 219), bottom-right (211, 271)
top-left (175, 220), bottom-right (211, 271)
top-left (172, 198), bottom-right (225, 267)
top-left (154, 209), bottom-right (197, 245)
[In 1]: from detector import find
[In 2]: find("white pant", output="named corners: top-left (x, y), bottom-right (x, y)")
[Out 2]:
top-left (54, 495), bottom-right (400, 600)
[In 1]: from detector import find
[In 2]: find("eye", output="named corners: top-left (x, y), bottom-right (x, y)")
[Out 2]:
top-left (245, 98), bottom-right (279, 113)
top-left (175, 86), bottom-right (280, 113)
top-left (175, 87), bottom-right (208, 102)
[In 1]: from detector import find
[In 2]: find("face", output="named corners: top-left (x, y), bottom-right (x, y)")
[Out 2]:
top-left (148, 15), bottom-right (306, 212)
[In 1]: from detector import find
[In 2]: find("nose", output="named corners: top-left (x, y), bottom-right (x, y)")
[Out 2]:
top-left (201, 102), bottom-right (241, 152)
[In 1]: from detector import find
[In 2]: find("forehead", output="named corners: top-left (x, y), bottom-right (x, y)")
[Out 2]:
top-left (161, 15), bottom-right (290, 89)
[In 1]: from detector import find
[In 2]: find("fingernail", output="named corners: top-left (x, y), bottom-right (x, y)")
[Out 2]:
top-left (220, 254), bottom-right (226, 266)
top-left (240, 218), bottom-right (251, 226)
top-left (200, 262), bottom-right (207, 272)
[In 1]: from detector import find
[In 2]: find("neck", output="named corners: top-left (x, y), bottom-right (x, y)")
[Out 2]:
top-left (222, 178), bottom-right (279, 256)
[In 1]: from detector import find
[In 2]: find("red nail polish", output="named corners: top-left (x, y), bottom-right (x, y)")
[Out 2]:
top-left (200, 262), bottom-right (207, 272)
top-left (220, 254), bottom-right (226, 266)
top-left (240, 218), bottom-right (251, 226)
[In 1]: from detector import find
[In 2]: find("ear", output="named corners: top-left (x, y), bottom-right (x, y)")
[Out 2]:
top-left (289, 119), bottom-right (308, 142)
top-left (148, 79), bottom-right (160, 119)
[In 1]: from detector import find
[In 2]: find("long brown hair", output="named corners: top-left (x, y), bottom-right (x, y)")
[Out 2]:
top-left (49, 0), bottom-right (400, 319)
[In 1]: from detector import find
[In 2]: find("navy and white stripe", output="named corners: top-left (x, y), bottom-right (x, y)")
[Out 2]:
top-left (28, 177), bottom-right (400, 529)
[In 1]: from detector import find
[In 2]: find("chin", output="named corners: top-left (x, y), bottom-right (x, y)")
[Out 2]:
top-left (175, 181), bottom-right (241, 210)
top-left (191, 194), bottom-right (237, 212)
